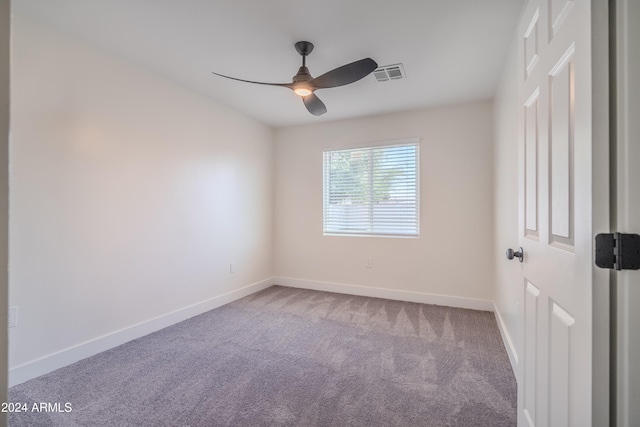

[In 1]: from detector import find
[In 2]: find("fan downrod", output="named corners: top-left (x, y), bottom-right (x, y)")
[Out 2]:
top-left (295, 41), bottom-right (314, 57)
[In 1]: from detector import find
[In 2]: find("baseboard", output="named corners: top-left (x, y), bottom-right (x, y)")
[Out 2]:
top-left (274, 277), bottom-right (494, 311)
top-left (9, 277), bottom-right (275, 387)
top-left (493, 302), bottom-right (519, 374)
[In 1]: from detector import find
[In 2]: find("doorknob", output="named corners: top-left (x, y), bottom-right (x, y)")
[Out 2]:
top-left (506, 247), bottom-right (524, 262)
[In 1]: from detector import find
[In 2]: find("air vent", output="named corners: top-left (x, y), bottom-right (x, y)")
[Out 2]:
top-left (372, 63), bottom-right (406, 82)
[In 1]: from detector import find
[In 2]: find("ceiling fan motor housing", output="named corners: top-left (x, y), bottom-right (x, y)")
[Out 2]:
top-left (293, 66), bottom-right (312, 83)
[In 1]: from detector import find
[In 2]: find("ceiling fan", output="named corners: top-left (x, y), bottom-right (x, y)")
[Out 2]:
top-left (212, 41), bottom-right (378, 116)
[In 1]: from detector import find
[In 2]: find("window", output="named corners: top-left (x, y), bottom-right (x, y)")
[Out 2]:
top-left (323, 139), bottom-right (419, 237)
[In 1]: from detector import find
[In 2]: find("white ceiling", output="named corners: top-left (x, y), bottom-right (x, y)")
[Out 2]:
top-left (14, 0), bottom-right (525, 128)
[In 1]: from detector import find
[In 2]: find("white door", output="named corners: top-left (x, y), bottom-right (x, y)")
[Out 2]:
top-left (515, 0), bottom-right (605, 425)
top-left (614, 0), bottom-right (640, 425)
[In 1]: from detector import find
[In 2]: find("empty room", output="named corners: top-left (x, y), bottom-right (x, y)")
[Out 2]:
top-left (1, 0), bottom-right (636, 426)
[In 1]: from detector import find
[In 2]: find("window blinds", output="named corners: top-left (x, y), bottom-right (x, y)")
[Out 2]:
top-left (323, 142), bottom-right (419, 236)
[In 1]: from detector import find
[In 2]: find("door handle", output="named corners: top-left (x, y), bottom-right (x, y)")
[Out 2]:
top-left (506, 247), bottom-right (524, 263)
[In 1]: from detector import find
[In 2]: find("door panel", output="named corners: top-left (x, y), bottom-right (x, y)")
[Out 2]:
top-left (524, 10), bottom-right (540, 79)
top-left (525, 90), bottom-right (540, 238)
top-left (524, 280), bottom-right (540, 426)
top-left (548, 301), bottom-right (574, 427)
top-left (517, 0), bottom-right (592, 425)
top-left (549, 0), bottom-right (574, 40)
top-left (548, 46), bottom-right (575, 248)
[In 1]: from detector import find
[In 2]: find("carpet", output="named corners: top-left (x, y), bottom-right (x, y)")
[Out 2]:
top-left (9, 285), bottom-right (516, 426)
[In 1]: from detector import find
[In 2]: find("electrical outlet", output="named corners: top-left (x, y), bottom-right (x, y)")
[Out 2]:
top-left (365, 257), bottom-right (373, 268)
top-left (8, 306), bottom-right (18, 328)
top-left (229, 263), bottom-right (236, 274)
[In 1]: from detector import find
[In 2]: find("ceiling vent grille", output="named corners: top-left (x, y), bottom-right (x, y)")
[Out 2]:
top-left (372, 63), bottom-right (406, 82)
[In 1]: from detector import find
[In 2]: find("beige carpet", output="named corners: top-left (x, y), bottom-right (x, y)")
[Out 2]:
top-left (9, 285), bottom-right (516, 426)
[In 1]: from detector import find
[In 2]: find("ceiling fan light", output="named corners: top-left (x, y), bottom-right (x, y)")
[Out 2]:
top-left (294, 87), bottom-right (312, 97)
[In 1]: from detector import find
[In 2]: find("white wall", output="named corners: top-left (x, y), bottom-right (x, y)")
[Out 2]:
top-left (492, 33), bottom-right (520, 366)
top-left (274, 103), bottom-right (495, 304)
top-left (9, 15), bottom-right (274, 377)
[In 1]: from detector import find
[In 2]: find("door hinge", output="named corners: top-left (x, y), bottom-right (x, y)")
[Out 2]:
top-left (595, 233), bottom-right (640, 270)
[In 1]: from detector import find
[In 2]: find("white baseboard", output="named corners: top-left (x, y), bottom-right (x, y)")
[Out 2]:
top-left (493, 302), bottom-right (519, 374)
top-left (274, 277), bottom-right (494, 311)
top-left (9, 277), bottom-right (275, 387)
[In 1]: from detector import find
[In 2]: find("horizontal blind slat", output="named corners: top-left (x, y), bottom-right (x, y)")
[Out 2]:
top-left (324, 142), bottom-right (419, 236)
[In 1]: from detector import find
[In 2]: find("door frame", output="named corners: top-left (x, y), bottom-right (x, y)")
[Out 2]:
top-left (1, 1), bottom-right (9, 424)
top-left (610, 0), bottom-right (640, 425)
top-left (590, 0), bottom-right (612, 425)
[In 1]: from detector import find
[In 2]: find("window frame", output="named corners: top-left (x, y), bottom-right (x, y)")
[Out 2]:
top-left (322, 137), bottom-right (420, 238)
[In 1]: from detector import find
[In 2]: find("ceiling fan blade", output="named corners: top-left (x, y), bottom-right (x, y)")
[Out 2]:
top-left (310, 58), bottom-right (378, 89)
top-left (303, 93), bottom-right (327, 116)
top-left (211, 72), bottom-right (293, 88)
